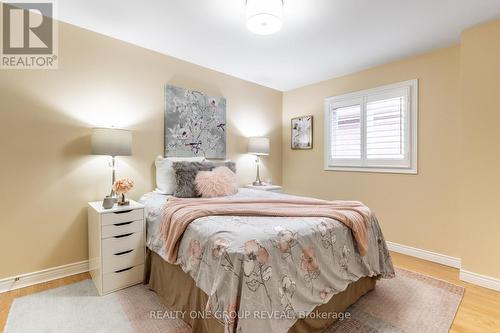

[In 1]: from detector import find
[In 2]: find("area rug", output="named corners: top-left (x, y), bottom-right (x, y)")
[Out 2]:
top-left (328, 268), bottom-right (464, 333)
top-left (4, 268), bottom-right (463, 333)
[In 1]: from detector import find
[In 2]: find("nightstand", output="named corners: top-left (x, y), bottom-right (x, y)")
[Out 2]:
top-left (245, 184), bottom-right (283, 193)
top-left (87, 200), bottom-right (145, 295)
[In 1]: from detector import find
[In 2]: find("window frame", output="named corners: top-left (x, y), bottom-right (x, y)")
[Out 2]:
top-left (324, 79), bottom-right (418, 174)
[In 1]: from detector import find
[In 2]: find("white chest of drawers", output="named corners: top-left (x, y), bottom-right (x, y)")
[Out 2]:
top-left (88, 200), bottom-right (145, 295)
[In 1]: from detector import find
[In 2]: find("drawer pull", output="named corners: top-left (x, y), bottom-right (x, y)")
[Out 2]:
top-left (114, 249), bottom-right (134, 256)
top-left (113, 210), bottom-right (133, 214)
top-left (114, 267), bottom-right (133, 273)
top-left (113, 221), bottom-right (133, 227)
top-left (114, 233), bottom-right (133, 239)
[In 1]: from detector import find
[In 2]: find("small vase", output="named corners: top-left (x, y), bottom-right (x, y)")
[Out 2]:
top-left (102, 196), bottom-right (115, 209)
top-left (117, 193), bottom-right (130, 206)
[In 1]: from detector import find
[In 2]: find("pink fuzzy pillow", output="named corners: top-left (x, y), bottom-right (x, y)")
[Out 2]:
top-left (195, 166), bottom-right (239, 198)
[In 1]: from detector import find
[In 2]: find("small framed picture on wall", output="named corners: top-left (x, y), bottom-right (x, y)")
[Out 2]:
top-left (291, 115), bottom-right (313, 150)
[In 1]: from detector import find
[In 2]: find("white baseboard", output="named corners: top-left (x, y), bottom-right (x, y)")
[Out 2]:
top-left (386, 241), bottom-right (461, 268)
top-left (0, 260), bottom-right (89, 293)
top-left (387, 241), bottom-right (500, 292)
top-left (460, 269), bottom-right (500, 292)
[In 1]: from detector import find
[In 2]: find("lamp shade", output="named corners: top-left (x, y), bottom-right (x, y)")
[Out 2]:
top-left (248, 137), bottom-right (270, 156)
top-left (91, 128), bottom-right (132, 156)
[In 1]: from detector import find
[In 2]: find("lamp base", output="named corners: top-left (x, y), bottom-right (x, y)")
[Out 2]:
top-left (253, 156), bottom-right (266, 186)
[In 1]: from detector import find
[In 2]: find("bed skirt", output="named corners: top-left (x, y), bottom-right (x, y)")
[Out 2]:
top-left (145, 250), bottom-right (376, 333)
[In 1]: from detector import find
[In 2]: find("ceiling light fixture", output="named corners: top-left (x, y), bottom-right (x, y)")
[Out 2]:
top-left (246, 0), bottom-right (283, 35)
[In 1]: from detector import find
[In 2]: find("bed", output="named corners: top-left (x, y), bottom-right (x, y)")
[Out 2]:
top-left (140, 188), bottom-right (394, 333)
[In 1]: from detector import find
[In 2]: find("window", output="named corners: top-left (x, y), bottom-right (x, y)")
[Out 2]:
top-left (324, 80), bottom-right (417, 173)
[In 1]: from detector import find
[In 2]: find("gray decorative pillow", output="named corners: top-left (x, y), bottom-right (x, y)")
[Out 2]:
top-left (172, 161), bottom-right (237, 198)
top-left (209, 161), bottom-right (237, 173)
top-left (172, 162), bottom-right (212, 198)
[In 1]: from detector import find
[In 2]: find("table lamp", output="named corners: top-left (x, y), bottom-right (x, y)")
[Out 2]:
top-left (91, 128), bottom-right (132, 198)
top-left (248, 137), bottom-right (270, 186)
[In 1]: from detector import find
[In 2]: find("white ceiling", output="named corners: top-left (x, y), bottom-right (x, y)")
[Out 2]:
top-left (56, 0), bottom-right (500, 91)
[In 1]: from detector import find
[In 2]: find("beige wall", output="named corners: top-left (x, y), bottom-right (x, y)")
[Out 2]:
top-left (283, 47), bottom-right (460, 256)
top-left (0, 22), bottom-right (282, 279)
top-left (282, 18), bottom-right (500, 280)
top-left (282, 46), bottom-right (462, 260)
top-left (458, 19), bottom-right (500, 278)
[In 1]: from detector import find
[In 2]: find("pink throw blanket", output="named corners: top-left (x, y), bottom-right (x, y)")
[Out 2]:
top-left (160, 197), bottom-right (372, 264)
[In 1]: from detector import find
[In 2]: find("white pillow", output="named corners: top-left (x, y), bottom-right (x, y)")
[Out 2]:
top-left (155, 156), bottom-right (205, 194)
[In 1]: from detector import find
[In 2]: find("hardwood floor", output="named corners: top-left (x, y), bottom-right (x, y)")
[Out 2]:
top-left (0, 254), bottom-right (499, 332)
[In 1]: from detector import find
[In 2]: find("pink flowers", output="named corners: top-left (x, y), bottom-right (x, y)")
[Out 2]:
top-left (113, 177), bottom-right (134, 194)
top-left (212, 238), bottom-right (230, 259)
top-left (301, 246), bottom-right (320, 294)
top-left (319, 287), bottom-right (334, 303)
top-left (257, 246), bottom-right (270, 265)
top-left (242, 239), bottom-right (273, 305)
top-left (300, 247), bottom-right (320, 274)
top-left (243, 240), bottom-right (259, 260)
top-left (244, 240), bottom-right (269, 265)
top-left (188, 239), bottom-right (203, 268)
top-left (243, 239), bottom-right (271, 277)
top-left (273, 226), bottom-right (298, 257)
top-left (225, 302), bottom-right (239, 332)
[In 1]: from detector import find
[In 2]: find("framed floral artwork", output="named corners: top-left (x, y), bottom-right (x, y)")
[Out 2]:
top-left (165, 85), bottom-right (226, 158)
top-left (291, 115), bottom-right (313, 150)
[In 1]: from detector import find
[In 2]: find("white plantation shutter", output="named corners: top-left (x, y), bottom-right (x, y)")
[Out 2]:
top-left (366, 91), bottom-right (408, 161)
top-left (331, 104), bottom-right (361, 159)
top-left (325, 80), bottom-right (417, 173)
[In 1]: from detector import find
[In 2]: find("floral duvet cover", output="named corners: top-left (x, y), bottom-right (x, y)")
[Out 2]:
top-left (140, 188), bottom-right (394, 333)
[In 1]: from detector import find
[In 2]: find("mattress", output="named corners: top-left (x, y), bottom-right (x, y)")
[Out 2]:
top-left (140, 188), bottom-right (394, 333)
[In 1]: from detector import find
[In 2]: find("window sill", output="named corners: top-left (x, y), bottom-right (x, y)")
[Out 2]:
top-left (324, 165), bottom-right (417, 174)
